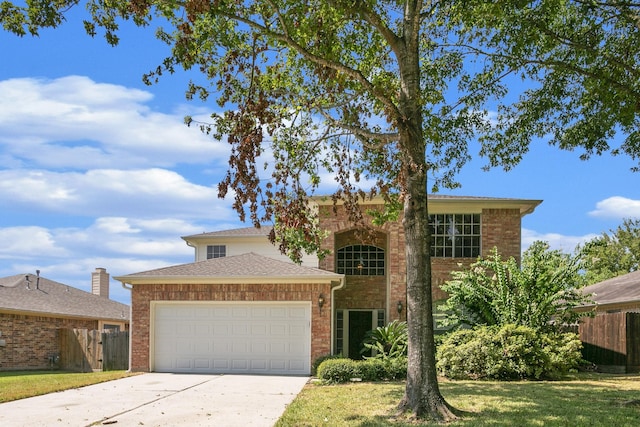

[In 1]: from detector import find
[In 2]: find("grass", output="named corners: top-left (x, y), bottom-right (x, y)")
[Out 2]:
top-left (275, 373), bottom-right (640, 426)
top-left (0, 370), bottom-right (134, 403)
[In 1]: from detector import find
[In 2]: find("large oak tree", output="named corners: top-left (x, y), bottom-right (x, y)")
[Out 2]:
top-left (2, 0), bottom-right (638, 422)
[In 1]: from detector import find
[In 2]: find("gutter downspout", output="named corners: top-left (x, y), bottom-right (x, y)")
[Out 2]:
top-left (183, 240), bottom-right (197, 261)
top-left (120, 281), bottom-right (133, 372)
top-left (330, 276), bottom-right (346, 355)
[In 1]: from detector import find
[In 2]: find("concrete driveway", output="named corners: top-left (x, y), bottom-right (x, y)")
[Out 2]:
top-left (0, 373), bottom-right (309, 427)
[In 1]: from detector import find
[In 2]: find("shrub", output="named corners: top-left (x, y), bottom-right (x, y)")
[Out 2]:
top-left (316, 357), bottom-right (408, 383)
top-left (438, 243), bottom-right (592, 331)
top-left (316, 358), bottom-right (360, 383)
top-left (542, 330), bottom-right (584, 376)
top-left (436, 324), bottom-right (582, 380)
top-left (385, 356), bottom-right (408, 380)
top-left (359, 358), bottom-right (387, 381)
top-left (311, 353), bottom-right (344, 376)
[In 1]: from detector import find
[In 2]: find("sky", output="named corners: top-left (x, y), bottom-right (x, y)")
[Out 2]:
top-left (1, 10), bottom-right (639, 305)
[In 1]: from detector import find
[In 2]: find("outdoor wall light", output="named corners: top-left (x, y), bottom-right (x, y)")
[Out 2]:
top-left (397, 300), bottom-right (403, 314)
top-left (318, 294), bottom-right (325, 309)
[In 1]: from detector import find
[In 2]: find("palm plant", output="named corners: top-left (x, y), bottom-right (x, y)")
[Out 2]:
top-left (361, 320), bottom-right (408, 360)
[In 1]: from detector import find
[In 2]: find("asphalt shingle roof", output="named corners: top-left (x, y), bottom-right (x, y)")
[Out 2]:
top-left (0, 274), bottom-right (130, 321)
top-left (581, 270), bottom-right (640, 306)
top-left (182, 226), bottom-right (272, 239)
top-left (115, 252), bottom-right (342, 283)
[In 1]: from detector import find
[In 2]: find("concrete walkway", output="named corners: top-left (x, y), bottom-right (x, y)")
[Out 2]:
top-left (0, 373), bottom-right (309, 427)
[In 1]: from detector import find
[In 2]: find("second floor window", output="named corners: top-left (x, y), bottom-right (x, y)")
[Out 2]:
top-left (336, 245), bottom-right (385, 275)
top-left (430, 214), bottom-right (480, 258)
top-left (207, 245), bottom-right (226, 259)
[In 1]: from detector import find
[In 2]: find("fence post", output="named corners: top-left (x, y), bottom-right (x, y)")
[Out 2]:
top-left (627, 313), bottom-right (640, 373)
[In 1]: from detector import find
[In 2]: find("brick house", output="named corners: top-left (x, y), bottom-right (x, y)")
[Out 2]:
top-left (0, 268), bottom-right (130, 370)
top-left (115, 195), bottom-right (540, 375)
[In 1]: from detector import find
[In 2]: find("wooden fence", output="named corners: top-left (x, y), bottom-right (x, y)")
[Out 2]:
top-left (102, 330), bottom-right (130, 371)
top-left (58, 329), bottom-right (129, 372)
top-left (579, 312), bottom-right (640, 373)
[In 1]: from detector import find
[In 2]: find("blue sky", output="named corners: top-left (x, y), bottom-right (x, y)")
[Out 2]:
top-left (1, 13), bottom-right (639, 305)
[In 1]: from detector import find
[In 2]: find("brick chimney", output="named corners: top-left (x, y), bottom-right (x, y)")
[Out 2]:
top-left (91, 268), bottom-right (110, 298)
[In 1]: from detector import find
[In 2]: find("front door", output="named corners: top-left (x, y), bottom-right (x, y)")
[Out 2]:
top-left (348, 311), bottom-right (374, 359)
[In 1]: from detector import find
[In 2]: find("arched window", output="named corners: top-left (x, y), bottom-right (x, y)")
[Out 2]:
top-left (336, 245), bottom-right (385, 275)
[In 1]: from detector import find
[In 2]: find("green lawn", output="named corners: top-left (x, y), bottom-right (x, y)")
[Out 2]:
top-left (276, 373), bottom-right (640, 426)
top-left (0, 370), bottom-right (134, 403)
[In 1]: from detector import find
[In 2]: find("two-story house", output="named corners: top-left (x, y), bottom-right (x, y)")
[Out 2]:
top-left (115, 195), bottom-right (541, 375)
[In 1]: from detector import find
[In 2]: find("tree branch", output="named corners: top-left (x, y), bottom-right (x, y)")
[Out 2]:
top-left (214, 6), bottom-right (402, 121)
top-left (319, 109), bottom-right (399, 149)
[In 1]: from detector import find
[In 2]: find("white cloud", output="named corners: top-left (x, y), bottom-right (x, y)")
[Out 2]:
top-left (589, 196), bottom-right (640, 219)
top-left (0, 168), bottom-right (232, 219)
top-left (94, 217), bottom-right (141, 234)
top-left (0, 76), bottom-right (228, 169)
top-left (0, 217), bottom-right (201, 262)
top-left (0, 215), bottom-right (221, 304)
top-left (0, 226), bottom-right (69, 259)
top-left (522, 228), bottom-right (599, 254)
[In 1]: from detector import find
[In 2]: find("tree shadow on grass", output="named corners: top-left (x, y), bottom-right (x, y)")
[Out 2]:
top-left (348, 379), bottom-right (640, 426)
top-left (438, 380), bottom-right (640, 427)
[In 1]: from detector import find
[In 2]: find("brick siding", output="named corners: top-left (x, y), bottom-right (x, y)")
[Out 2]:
top-left (317, 203), bottom-right (523, 318)
top-left (0, 313), bottom-right (96, 370)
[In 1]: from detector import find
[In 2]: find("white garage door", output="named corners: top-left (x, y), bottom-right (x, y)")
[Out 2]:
top-left (153, 302), bottom-right (311, 375)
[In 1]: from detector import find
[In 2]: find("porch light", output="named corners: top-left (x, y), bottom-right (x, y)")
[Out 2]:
top-left (397, 300), bottom-right (403, 314)
top-left (318, 294), bottom-right (325, 309)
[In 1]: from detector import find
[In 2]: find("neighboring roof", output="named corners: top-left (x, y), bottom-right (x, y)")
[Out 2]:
top-left (581, 270), bottom-right (640, 307)
top-left (115, 252), bottom-right (343, 285)
top-left (312, 194), bottom-right (542, 216)
top-left (182, 225), bottom-right (272, 240)
top-left (0, 274), bottom-right (129, 321)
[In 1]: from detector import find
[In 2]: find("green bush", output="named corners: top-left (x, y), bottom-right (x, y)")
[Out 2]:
top-left (316, 356), bottom-right (408, 383)
top-left (316, 358), bottom-right (360, 383)
top-left (359, 358), bottom-right (387, 381)
top-left (436, 324), bottom-right (583, 380)
top-left (385, 356), bottom-right (408, 380)
top-left (311, 353), bottom-right (344, 376)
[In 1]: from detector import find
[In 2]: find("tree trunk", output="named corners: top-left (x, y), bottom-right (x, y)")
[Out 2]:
top-left (396, 2), bottom-right (458, 422)
top-left (398, 176), bottom-right (457, 422)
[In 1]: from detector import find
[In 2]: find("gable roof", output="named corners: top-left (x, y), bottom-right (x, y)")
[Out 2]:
top-left (0, 274), bottom-right (129, 321)
top-left (581, 270), bottom-right (640, 307)
top-left (114, 252), bottom-right (343, 285)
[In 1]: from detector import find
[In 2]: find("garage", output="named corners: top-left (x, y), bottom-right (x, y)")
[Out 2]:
top-left (153, 302), bottom-right (311, 375)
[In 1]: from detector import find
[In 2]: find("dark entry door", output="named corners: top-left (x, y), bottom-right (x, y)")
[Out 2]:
top-left (348, 311), bottom-right (373, 359)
